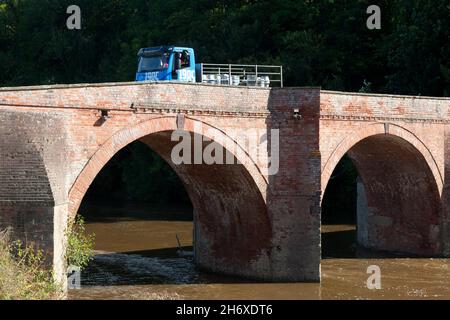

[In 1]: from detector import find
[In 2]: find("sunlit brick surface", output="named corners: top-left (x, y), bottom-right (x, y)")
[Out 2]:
top-left (0, 81), bottom-right (449, 283)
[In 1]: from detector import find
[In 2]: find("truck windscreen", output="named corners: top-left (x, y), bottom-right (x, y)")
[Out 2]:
top-left (138, 54), bottom-right (169, 72)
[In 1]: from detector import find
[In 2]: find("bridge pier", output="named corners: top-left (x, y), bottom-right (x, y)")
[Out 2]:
top-left (0, 202), bottom-right (68, 287)
top-left (264, 88), bottom-right (322, 281)
top-left (356, 177), bottom-right (370, 248)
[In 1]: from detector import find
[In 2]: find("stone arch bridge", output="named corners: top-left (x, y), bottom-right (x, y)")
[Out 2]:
top-left (0, 82), bottom-right (449, 284)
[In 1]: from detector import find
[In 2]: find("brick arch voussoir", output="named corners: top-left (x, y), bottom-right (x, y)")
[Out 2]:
top-left (321, 122), bottom-right (443, 199)
top-left (68, 116), bottom-right (268, 218)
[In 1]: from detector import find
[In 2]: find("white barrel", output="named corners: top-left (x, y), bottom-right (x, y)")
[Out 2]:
top-left (221, 74), bottom-right (230, 85)
top-left (258, 77), bottom-right (265, 87)
top-left (246, 75), bottom-right (257, 86)
top-left (263, 76), bottom-right (270, 87)
top-left (232, 75), bottom-right (240, 86)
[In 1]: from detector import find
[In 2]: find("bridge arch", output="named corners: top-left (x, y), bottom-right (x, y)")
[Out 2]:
top-left (68, 116), bottom-right (271, 279)
top-left (322, 123), bottom-right (443, 195)
top-left (321, 123), bottom-right (444, 255)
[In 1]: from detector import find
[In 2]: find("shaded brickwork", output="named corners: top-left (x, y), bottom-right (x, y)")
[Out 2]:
top-left (140, 131), bottom-right (272, 279)
top-left (266, 88), bottom-right (321, 281)
top-left (320, 91), bottom-right (450, 258)
top-left (349, 135), bottom-right (441, 254)
top-left (0, 82), bottom-right (449, 286)
top-left (0, 110), bottom-right (69, 282)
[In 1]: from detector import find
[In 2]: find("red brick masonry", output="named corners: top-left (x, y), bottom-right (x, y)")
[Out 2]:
top-left (0, 81), bottom-right (449, 283)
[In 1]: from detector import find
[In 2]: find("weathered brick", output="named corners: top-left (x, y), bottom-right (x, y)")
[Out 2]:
top-left (0, 82), bottom-right (449, 286)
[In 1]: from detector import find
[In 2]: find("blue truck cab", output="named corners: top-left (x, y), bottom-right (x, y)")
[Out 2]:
top-left (135, 46), bottom-right (196, 82)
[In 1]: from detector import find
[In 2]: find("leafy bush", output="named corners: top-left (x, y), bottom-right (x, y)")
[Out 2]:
top-left (65, 216), bottom-right (95, 270)
top-left (0, 229), bottom-right (63, 300)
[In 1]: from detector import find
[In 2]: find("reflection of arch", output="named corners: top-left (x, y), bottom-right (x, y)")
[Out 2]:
top-left (69, 116), bottom-right (267, 216)
top-left (68, 115), bottom-right (271, 278)
top-left (321, 123), bottom-right (443, 196)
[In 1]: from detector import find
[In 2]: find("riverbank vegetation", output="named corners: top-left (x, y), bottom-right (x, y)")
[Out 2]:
top-left (0, 229), bottom-right (63, 300)
top-left (0, 216), bottom-right (94, 300)
top-left (65, 216), bottom-right (95, 270)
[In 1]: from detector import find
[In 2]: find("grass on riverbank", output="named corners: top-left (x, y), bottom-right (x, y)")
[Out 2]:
top-left (0, 229), bottom-right (63, 300)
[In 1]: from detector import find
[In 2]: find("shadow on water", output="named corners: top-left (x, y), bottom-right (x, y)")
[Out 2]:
top-left (79, 203), bottom-right (258, 287)
top-left (79, 202), bottom-right (193, 222)
top-left (321, 229), bottom-right (358, 259)
top-left (73, 207), bottom-right (450, 300)
top-left (321, 227), bottom-right (433, 260)
top-left (320, 155), bottom-right (429, 261)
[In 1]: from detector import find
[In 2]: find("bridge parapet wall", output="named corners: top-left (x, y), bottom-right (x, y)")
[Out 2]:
top-left (321, 91), bottom-right (450, 122)
top-left (0, 82), bottom-right (272, 114)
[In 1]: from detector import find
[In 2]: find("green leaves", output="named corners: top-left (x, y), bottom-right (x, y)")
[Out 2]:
top-left (65, 216), bottom-right (94, 270)
top-left (84, 141), bottom-right (190, 205)
top-left (120, 142), bottom-right (189, 204)
top-left (0, 0), bottom-right (447, 95)
top-left (380, 0), bottom-right (449, 96)
top-left (0, 229), bottom-right (63, 299)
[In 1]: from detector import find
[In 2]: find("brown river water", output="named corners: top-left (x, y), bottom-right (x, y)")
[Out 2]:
top-left (68, 207), bottom-right (450, 300)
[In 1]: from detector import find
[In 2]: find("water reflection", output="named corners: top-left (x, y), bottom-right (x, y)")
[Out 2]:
top-left (68, 208), bottom-right (450, 300)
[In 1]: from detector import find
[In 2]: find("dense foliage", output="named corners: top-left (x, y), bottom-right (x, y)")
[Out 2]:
top-left (0, 229), bottom-right (63, 299)
top-left (65, 216), bottom-right (94, 269)
top-left (322, 155), bottom-right (359, 224)
top-left (83, 141), bottom-right (190, 204)
top-left (1, 0), bottom-right (448, 210)
top-left (0, 0), bottom-right (448, 95)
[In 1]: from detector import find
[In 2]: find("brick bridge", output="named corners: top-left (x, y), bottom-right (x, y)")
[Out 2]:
top-left (1, 82), bottom-right (449, 284)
